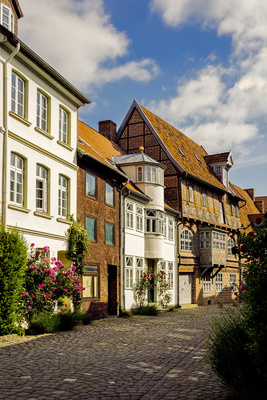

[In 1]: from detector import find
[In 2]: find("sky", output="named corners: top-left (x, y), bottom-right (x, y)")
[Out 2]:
top-left (18, 0), bottom-right (267, 197)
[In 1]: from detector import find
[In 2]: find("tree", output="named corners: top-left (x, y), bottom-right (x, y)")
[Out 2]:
top-left (0, 227), bottom-right (27, 335)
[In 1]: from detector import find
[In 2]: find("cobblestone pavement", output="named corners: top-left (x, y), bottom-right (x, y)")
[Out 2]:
top-left (0, 306), bottom-right (229, 400)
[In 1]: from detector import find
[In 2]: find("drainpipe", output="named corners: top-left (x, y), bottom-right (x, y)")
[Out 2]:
top-left (2, 41), bottom-right (20, 228)
top-left (120, 181), bottom-right (129, 310)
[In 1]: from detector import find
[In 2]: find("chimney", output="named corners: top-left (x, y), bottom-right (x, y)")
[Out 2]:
top-left (98, 120), bottom-right (117, 143)
top-left (245, 188), bottom-right (255, 201)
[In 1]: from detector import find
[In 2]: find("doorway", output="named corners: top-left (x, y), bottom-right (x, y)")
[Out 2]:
top-left (108, 265), bottom-right (117, 315)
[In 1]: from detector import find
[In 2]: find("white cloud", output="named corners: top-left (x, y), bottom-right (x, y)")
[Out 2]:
top-left (19, 0), bottom-right (158, 89)
top-left (149, 0), bottom-right (267, 164)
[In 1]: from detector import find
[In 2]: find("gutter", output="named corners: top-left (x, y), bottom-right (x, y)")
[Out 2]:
top-left (120, 182), bottom-right (130, 310)
top-left (2, 40), bottom-right (21, 228)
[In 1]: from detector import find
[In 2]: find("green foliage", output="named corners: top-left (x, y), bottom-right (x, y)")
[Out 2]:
top-left (66, 216), bottom-right (90, 276)
top-left (119, 309), bottom-right (131, 318)
top-left (132, 304), bottom-right (159, 316)
top-left (238, 217), bottom-right (267, 379)
top-left (0, 227), bottom-right (27, 335)
top-left (74, 311), bottom-right (92, 325)
top-left (134, 267), bottom-right (171, 307)
top-left (206, 307), bottom-right (261, 392)
top-left (21, 245), bottom-right (85, 322)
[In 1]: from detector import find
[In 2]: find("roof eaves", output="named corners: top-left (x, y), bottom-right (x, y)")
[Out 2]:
top-left (0, 31), bottom-right (90, 105)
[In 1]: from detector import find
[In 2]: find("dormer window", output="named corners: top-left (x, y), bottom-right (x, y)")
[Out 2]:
top-left (137, 166), bottom-right (164, 185)
top-left (216, 166), bottom-right (221, 174)
top-left (179, 149), bottom-right (186, 157)
top-left (1, 4), bottom-right (14, 33)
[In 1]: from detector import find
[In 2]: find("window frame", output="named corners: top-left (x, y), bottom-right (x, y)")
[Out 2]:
top-left (11, 71), bottom-right (26, 118)
top-left (105, 222), bottom-right (115, 245)
top-left (85, 216), bottom-right (96, 241)
top-left (180, 228), bottom-right (193, 252)
top-left (85, 172), bottom-right (97, 199)
top-left (1, 4), bottom-right (14, 32)
top-left (215, 273), bottom-right (223, 292)
top-left (59, 106), bottom-right (70, 145)
top-left (136, 206), bottom-right (143, 232)
top-left (137, 166), bottom-right (143, 182)
top-left (125, 256), bottom-right (134, 289)
top-left (202, 190), bottom-right (207, 207)
top-left (105, 182), bottom-right (114, 207)
top-left (10, 152), bottom-right (25, 207)
top-left (188, 184), bottom-right (194, 203)
top-left (126, 202), bottom-right (134, 229)
top-left (228, 237), bottom-right (235, 256)
top-left (203, 273), bottom-right (211, 293)
top-left (82, 265), bottom-right (100, 299)
top-left (230, 273), bottom-right (237, 292)
top-left (36, 164), bottom-right (48, 213)
top-left (36, 89), bottom-right (50, 133)
top-left (58, 174), bottom-right (69, 218)
top-left (200, 231), bottom-right (210, 249)
top-left (168, 218), bottom-right (174, 241)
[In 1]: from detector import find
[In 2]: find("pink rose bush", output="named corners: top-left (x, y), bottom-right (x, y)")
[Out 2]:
top-left (21, 245), bottom-right (84, 321)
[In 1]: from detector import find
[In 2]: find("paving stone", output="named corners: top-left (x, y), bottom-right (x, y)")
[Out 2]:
top-left (0, 306), bottom-right (229, 399)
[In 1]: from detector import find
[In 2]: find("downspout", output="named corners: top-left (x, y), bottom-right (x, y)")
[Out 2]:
top-left (2, 41), bottom-right (20, 228)
top-left (120, 181), bottom-right (129, 310)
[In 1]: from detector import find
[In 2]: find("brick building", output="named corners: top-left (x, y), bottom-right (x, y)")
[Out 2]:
top-left (114, 100), bottom-right (244, 306)
top-left (77, 121), bottom-right (127, 318)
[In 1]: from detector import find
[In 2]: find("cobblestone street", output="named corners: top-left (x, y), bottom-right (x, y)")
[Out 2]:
top-left (0, 306), bottom-right (228, 400)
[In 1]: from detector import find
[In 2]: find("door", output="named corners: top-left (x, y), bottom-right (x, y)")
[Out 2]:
top-left (147, 259), bottom-right (155, 303)
top-left (108, 265), bottom-right (117, 315)
top-left (179, 274), bottom-right (192, 305)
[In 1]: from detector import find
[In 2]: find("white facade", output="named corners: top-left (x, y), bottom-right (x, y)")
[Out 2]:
top-left (0, 32), bottom-right (89, 260)
top-left (116, 153), bottom-right (178, 309)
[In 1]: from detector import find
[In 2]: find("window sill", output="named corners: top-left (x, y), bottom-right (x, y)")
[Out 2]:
top-left (56, 217), bottom-right (72, 225)
top-left (9, 111), bottom-right (32, 127)
top-left (57, 140), bottom-right (73, 151)
top-left (8, 204), bottom-right (30, 213)
top-left (34, 211), bottom-right (53, 220)
top-left (35, 126), bottom-right (54, 140)
top-left (105, 243), bottom-right (115, 247)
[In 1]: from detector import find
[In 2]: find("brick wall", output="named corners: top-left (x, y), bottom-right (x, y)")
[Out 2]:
top-left (77, 158), bottom-right (121, 318)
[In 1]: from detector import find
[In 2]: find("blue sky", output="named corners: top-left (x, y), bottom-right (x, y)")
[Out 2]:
top-left (19, 0), bottom-right (267, 196)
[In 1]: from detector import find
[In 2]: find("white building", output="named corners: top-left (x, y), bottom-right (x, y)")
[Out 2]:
top-left (114, 150), bottom-right (179, 310)
top-left (0, 1), bottom-right (90, 261)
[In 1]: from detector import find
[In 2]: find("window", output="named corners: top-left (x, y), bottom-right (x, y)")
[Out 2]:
top-left (158, 211), bottom-right (164, 234)
top-left (10, 153), bottom-right (24, 206)
top-left (145, 166), bottom-right (151, 182)
top-left (168, 219), bottom-right (174, 241)
top-left (216, 166), bottom-right (221, 174)
top-left (125, 256), bottom-right (133, 289)
top-left (236, 205), bottom-right (240, 218)
top-left (168, 262), bottom-right (174, 289)
top-left (202, 190), bottom-right (207, 207)
top-left (105, 182), bottom-right (114, 206)
top-left (188, 185), bottom-right (194, 202)
top-left (230, 273), bottom-right (237, 292)
top-left (146, 210), bottom-right (157, 233)
top-left (86, 172), bottom-right (96, 198)
top-left (215, 273), bottom-right (223, 292)
top-left (126, 202), bottom-right (134, 229)
top-left (11, 72), bottom-right (25, 117)
top-left (105, 222), bottom-right (114, 245)
top-left (231, 204), bottom-right (235, 217)
top-left (1, 4), bottom-right (14, 32)
top-left (83, 265), bottom-right (99, 299)
top-left (180, 229), bottom-right (193, 251)
top-left (36, 165), bottom-right (48, 212)
top-left (200, 231), bottom-right (210, 249)
top-left (203, 273), bottom-right (211, 293)
top-left (86, 216), bottom-right (96, 241)
top-left (160, 261), bottom-right (167, 278)
top-left (144, 166), bottom-right (164, 185)
top-left (59, 107), bottom-right (69, 144)
top-left (228, 237), bottom-right (235, 256)
top-left (136, 258), bottom-right (143, 282)
top-left (151, 167), bottom-right (156, 183)
top-left (58, 175), bottom-right (68, 218)
top-left (163, 217), bottom-right (167, 238)
top-left (219, 202), bottom-right (225, 224)
top-left (213, 231), bottom-right (226, 250)
top-left (37, 91), bottom-right (49, 132)
top-left (136, 206), bottom-right (143, 232)
top-left (137, 166), bottom-right (143, 182)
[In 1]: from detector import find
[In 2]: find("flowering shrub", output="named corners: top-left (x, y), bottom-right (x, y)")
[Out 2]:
top-left (134, 267), bottom-right (171, 307)
top-left (21, 244), bottom-right (84, 322)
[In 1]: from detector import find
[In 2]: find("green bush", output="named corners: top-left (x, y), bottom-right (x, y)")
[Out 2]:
top-left (206, 307), bottom-right (262, 392)
top-left (119, 309), bottom-right (131, 318)
top-left (132, 304), bottom-right (159, 316)
top-left (0, 227), bottom-right (27, 335)
top-left (28, 312), bottom-right (61, 334)
top-left (74, 312), bottom-right (92, 325)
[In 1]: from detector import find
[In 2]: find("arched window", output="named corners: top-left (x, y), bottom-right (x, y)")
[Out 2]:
top-left (180, 229), bottom-right (193, 251)
top-left (188, 184), bottom-right (194, 202)
top-left (202, 190), bottom-right (207, 207)
top-left (228, 237), bottom-right (235, 256)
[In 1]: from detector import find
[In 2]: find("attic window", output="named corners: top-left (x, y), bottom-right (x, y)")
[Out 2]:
top-left (195, 154), bottom-right (201, 163)
top-left (0, 4), bottom-right (14, 33)
top-left (179, 149), bottom-right (186, 157)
